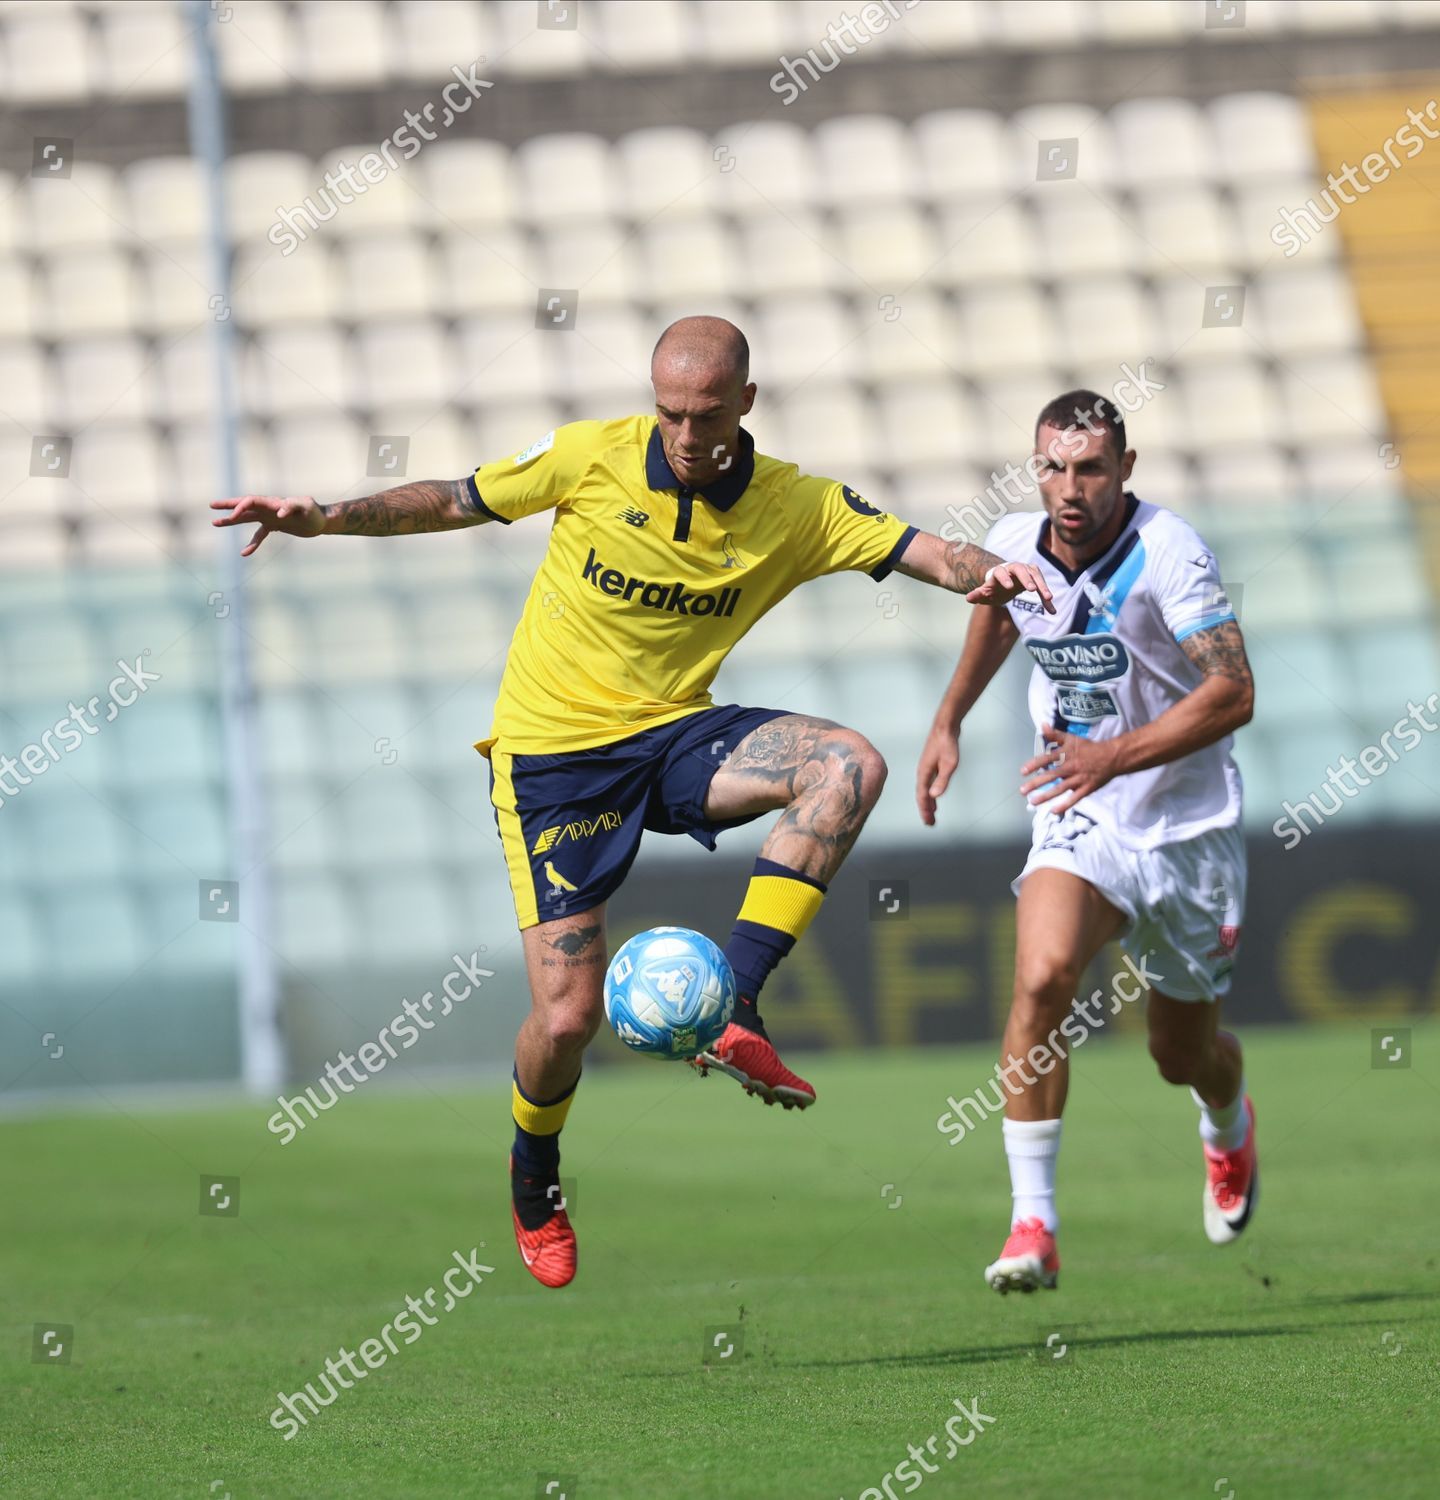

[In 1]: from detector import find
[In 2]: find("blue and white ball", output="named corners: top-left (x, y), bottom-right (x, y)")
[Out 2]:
top-left (604, 926), bottom-right (735, 1059)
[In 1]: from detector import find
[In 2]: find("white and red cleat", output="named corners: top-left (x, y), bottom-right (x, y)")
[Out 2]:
top-left (691, 1022), bottom-right (816, 1110)
top-left (1202, 1097), bottom-right (1258, 1246)
top-left (985, 1217), bottom-right (1060, 1294)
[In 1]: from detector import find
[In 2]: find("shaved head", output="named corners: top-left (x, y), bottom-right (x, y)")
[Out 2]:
top-left (651, 315), bottom-right (749, 393)
top-left (650, 315), bottom-right (756, 489)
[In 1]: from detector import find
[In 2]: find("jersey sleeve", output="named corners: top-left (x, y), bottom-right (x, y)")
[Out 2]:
top-left (792, 477), bottom-right (917, 582)
top-left (1154, 526), bottom-right (1238, 642)
top-left (465, 421), bottom-right (598, 524)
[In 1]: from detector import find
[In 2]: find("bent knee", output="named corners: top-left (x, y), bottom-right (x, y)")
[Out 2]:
top-left (820, 729), bottom-right (888, 803)
top-left (541, 998), bottom-right (603, 1054)
top-left (1014, 954), bottom-right (1083, 1014)
top-left (1148, 1037), bottom-right (1198, 1086)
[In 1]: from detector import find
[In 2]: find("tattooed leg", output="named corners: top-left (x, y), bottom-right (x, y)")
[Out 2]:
top-left (515, 903), bottom-right (608, 1100)
top-left (704, 714), bottom-right (889, 884)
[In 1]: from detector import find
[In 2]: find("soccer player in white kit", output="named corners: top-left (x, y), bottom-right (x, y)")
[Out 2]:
top-left (917, 391), bottom-right (1258, 1293)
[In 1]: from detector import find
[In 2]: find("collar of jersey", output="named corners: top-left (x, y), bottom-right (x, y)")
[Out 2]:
top-left (644, 421), bottom-right (755, 511)
top-left (1037, 491), bottom-right (1141, 585)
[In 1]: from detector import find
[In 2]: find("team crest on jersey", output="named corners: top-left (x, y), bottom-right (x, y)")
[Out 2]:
top-left (720, 534), bottom-right (746, 570)
top-left (1026, 633), bottom-right (1131, 683)
top-left (1080, 578), bottom-right (1124, 631)
top-left (841, 485), bottom-right (884, 518)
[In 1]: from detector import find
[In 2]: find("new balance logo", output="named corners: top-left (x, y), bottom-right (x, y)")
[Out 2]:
top-left (531, 811), bottom-right (623, 853)
top-left (617, 506), bottom-right (649, 527)
top-left (579, 548), bottom-right (742, 617)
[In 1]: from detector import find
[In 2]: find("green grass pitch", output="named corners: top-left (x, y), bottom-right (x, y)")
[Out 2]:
top-left (4, 1020), bottom-right (1437, 1498)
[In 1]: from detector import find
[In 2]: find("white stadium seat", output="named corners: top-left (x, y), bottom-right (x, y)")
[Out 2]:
top-left (614, 128), bottom-right (721, 221)
top-left (338, 233), bottom-right (439, 320)
top-left (246, 324), bottom-right (353, 417)
top-left (813, 115), bottom-right (921, 205)
top-left (1210, 92), bottom-right (1317, 181)
top-left (56, 336), bottom-right (156, 427)
top-left (45, 247), bottom-right (143, 337)
top-left (217, 0), bottom-right (298, 93)
top-left (1111, 98), bottom-right (1218, 186)
top-left (295, 0), bottom-right (390, 86)
top-left (27, 163), bottom-right (125, 251)
top-left (96, 2), bottom-right (189, 98)
top-left (957, 283), bottom-right (1060, 374)
top-left (354, 319), bottom-right (456, 410)
top-left (914, 110), bottom-right (1024, 200)
top-left (516, 134), bottom-right (617, 225)
top-left (421, 140), bottom-right (520, 228)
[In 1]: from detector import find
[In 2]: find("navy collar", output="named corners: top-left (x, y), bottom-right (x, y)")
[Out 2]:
top-left (644, 421), bottom-right (755, 512)
top-left (1037, 492), bottom-right (1140, 586)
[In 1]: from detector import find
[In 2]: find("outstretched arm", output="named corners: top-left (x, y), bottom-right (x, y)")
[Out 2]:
top-left (917, 605), bottom-right (1021, 826)
top-left (892, 530), bottom-right (1054, 613)
top-left (210, 478), bottom-right (484, 555)
top-left (1020, 619), bottom-right (1255, 814)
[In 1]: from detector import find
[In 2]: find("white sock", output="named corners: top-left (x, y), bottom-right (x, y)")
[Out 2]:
top-left (1002, 1116), bottom-right (1062, 1232)
top-left (1192, 1081), bottom-right (1248, 1151)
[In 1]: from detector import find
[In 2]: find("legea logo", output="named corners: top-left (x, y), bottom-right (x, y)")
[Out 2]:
top-left (1026, 634), bottom-right (1131, 683)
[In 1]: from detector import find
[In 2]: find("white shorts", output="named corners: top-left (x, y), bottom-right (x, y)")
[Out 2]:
top-left (1012, 809), bottom-right (1247, 1003)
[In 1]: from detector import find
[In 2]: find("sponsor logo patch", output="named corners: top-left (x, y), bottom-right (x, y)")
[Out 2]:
top-left (1057, 687), bottom-right (1118, 721)
top-left (531, 810), bottom-right (623, 854)
top-left (579, 547), bottom-right (742, 617)
top-left (1026, 633), bottom-right (1131, 683)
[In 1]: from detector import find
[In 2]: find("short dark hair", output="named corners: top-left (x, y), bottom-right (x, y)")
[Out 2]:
top-left (1035, 389), bottom-right (1127, 458)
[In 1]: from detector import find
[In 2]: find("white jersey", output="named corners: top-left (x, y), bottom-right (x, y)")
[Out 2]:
top-left (986, 494), bottom-right (1243, 851)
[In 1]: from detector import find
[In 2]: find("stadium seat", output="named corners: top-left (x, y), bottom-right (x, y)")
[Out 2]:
top-left (421, 141), bottom-right (520, 228)
top-left (68, 425), bottom-right (170, 515)
top-left (1179, 362), bottom-right (1282, 450)
top-left (354, 320), bottom-right (455, 410)
top-left (551, 303), bottom-right (652, 404)
top-left (1196, 445), bottom-right (1299, 506)
top-left (46, 247), bottom-right (143, 337)
top-left (931, 199), bottom-right (1039, 286)
top-left (224, 152), bottom-right (317, 245)
top-left (713, 121), bottom-right (820, 214)
top-left (641, 217), bottom-right (741, 300)
top-left (392, 0), bottom-right (488, 81)
top-left (1054, 276), bottom-right (1158, 366)
top-left (454, 314), bottom-right (555, 405)
top-left (913, 109), bottom-right (1023, 200)
top-left (245, 324), bottom-right (352, 416)
top-left (1296, 442), bottom-right (1405, 506)
top-left (56, 337), bottom-right (156, 426)
top-left (270, 413), bottom-right (370, 500)
top-left (1097, 0), bottom-right (1189, 41)
top-left (232, 239), bottom-right (338, 327)
top-left (1253, 267), bottom-right (1363, 355)
top-left (595, 0), bottom-right (690, 67)
top-left (127, 783), bottom-right (229, 879)
top-left (337, 233), bottom-right (439, 320)
top-left (1210, 92), bottom-right (1316, 180)
top-left (692, 0), bottom-right (787, 60)
top-left (435, 227), bottom-right (536, 316)
top-left (1008, 103), bottom-right (1118, 185)
top-left (858, 290), bottom-right (957, 381)
top-left (1233, 179), bottom-right (1340, 268)
top-left (1031, 188), bottom-right (1145, 277)
top-left (957, 283), bottom-right (1059, 373)
top-left (1111, 98), bottom-right (1217, 186)
top-left (877, 379), bottom-right (985, 468)
top-left (313, 146), bottom-right (421, 238)
top-left (275, 870), bottom-right (354, 970)
top-left (516, 135), bottom-right (617, 225)
top-left (752, 294), bottom-right (858, 388)
top-left (778, 383), bottom-right (879, 476)
top-left (540, 219), bottom-right (639, 307)
top-left (0, 342), bottom-right (55, 427)
top-left (217, 0), bottom-right (298, 93)
top-left (614, 127), bottom-right (720, 221)
top-left (138, 241), bottom-right (214, 333)
top-left (1132, 185), bottom-right (1239, 276)
top-left (27, 162), bottom-right (123, 251)
top-left (1276, 355), bottom-right (1387, 445)
top-left (96, 1), bottom-right (189, 97)
top-left (4, 6), bottom-right (93, 102)
top-left (834, 203), bottom-right (939, 285)
top-left (295, 0), bottom-right (390, 86)
top-left (814, 115), bottom-right (921, 206)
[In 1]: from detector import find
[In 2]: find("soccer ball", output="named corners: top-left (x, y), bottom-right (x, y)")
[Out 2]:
top-left (603, 926), bottom-right (735, 1059)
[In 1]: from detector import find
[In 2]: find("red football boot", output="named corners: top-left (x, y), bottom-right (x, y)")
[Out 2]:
top-left (509, 1156), bottom-right (577, 1288)
top-left (691, 1021), bottom-right (816, 1110)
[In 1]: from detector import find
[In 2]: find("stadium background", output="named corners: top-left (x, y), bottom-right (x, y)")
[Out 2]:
top-left (2, 0), bottom-right (1438, 1105)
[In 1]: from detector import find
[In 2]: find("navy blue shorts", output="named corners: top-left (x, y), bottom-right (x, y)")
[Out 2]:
top-left (487, 704), bottom-right (788, 928)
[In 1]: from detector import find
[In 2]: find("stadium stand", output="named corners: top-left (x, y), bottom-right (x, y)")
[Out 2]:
top-left (4, 0), bottom-right (1438, 1084)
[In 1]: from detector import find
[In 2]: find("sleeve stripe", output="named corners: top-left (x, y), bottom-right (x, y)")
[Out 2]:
top-left (465, 474), bottom-right (511, 525)
top-left (1174, 611), bottom-right (1235, 643)
top-left (869, 523), bottom-right (918, 582)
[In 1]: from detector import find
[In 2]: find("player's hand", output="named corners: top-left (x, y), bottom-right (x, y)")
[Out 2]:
top-left (916, 725), bottom-right (959, 827)
top-left (1020, 724), bottom-right (1120, 814)
top-left (210, 494), bottom-right (325, 555)
top-left (966, 561), bottom-right (1054, 614)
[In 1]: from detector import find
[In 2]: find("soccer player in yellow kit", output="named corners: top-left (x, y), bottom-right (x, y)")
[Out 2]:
top-left (214, 317), bottom-right (1052, 1287)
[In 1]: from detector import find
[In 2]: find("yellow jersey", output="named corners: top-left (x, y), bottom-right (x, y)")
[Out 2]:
top-left (469, 415), bottom-right (917, 757)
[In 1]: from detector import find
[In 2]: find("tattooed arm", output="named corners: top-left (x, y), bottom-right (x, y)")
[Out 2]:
top-left (1019, 620), bottom-right (1255, 815)
top-left (210, 479), bottom-right (484, 555)
top-left (892, 531), bottom-right (1054, 613)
